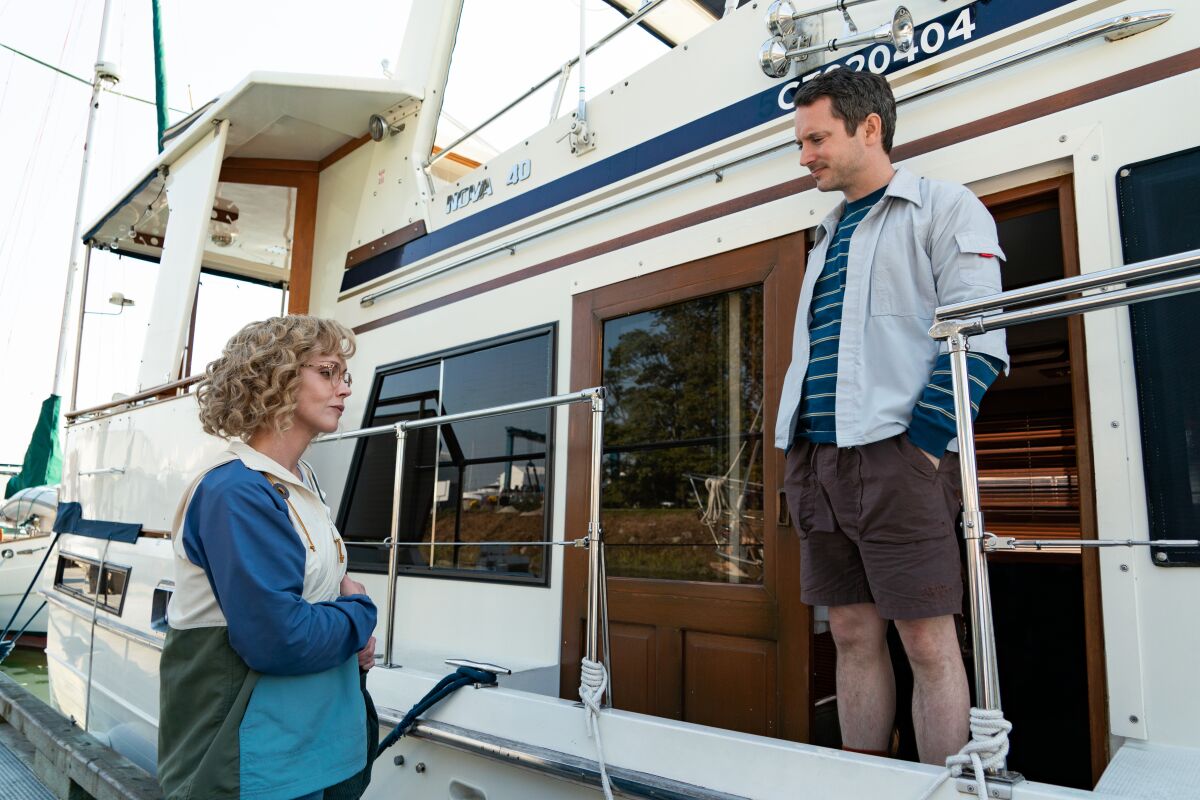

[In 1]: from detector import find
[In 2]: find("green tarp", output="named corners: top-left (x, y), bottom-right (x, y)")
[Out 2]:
top-left (4, 394), bottom-right (62, 498)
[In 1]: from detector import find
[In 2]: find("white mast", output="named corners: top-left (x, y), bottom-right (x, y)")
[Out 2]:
top-left (51, 0), bottom-right (121, 401)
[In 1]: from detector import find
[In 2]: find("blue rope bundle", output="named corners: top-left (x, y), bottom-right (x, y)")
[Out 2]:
top-left (376, 665), bottom-right (498, 757)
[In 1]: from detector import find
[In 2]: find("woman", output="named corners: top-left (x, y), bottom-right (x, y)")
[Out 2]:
top-left (158, 316), bottom-right (377, 800)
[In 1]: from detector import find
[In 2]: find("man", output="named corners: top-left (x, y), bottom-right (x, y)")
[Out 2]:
top-left (776, 69), bottom-right (1008, 766)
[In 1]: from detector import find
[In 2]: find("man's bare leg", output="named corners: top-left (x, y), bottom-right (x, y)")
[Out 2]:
top-left (894, 614), bottom-right (969, 765)
top-left (829, 603), bottom-right (895, 752)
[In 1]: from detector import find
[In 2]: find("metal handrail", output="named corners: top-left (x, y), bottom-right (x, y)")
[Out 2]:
top-left (897, 10), bottom-right (1172, 106)
top-left (425, 0), bottom-right (673, 169)
top-left (932, 248), bottom-right (1200, 778)
top-left (934, 246), bottom-right (1200, 323)
top-left (65, 374), bottom-right (203, 421)
top-left (312, 388), bottom-right (602, 443)
top-left (933, 270), bottom-right (1200, 339)
top-left (312, 386), bottom-right (608, 670)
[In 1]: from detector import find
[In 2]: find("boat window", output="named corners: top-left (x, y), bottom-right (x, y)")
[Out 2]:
top-left (601, 286), bottom-right (764, 583)
top-left (1116, 146), bottom-right (1200, 566)
top-left (339, 327), bottom-right (556, 583)
top-left (53, 554), bottom-right (131, 616)
top-left (183, 269), bottom-right (287, 377)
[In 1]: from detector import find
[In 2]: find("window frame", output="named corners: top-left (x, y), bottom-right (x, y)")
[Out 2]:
top-left (53, 552), bottom-right (132, 616)
top-left (337, 323), bottom-right (558, 586)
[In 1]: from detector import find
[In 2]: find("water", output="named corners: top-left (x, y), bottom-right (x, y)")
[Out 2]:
top-left (0, 646), bottom-right (49, 704)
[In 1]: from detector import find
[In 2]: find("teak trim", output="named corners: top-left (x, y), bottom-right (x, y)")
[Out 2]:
top-left (431, 145), bottom-right (482, 170)
top-left (319, 133), bottom-right (372, 172)
top-left (219, 160), bottom-right (320, 314)
top-left (345, 221), bottom-right (428, 269)
top-left (65, 375), bottom-right (202, 421)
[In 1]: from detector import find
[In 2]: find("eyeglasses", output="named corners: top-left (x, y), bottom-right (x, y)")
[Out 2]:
top-left (302, 362), bottom-right (353, 387)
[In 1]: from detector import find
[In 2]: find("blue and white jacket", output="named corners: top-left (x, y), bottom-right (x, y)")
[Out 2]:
top-left (157, 440), bottom-right (377, 800)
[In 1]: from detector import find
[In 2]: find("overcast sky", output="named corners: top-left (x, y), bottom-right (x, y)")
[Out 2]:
top-left (0, 0), bottom-right (664, 463)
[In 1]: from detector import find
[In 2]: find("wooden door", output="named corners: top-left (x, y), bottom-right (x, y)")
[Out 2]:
top-left (560, 234), bottom-right (810, 741)
top-left (973, 176), bottom-right (1109, 786)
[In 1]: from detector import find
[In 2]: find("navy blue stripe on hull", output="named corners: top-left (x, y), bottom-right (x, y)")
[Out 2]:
top-left (342, 0), bottom-right (1073, 294)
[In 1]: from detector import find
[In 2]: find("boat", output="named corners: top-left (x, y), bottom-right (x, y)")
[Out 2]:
top-left (37, 0), bottom-right (1200, 797)
top-left (0, 486), bottom-right (56, 636)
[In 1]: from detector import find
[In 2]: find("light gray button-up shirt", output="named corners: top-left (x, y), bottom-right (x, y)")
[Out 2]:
top-left (774, 167), bottom-right (1009, 451)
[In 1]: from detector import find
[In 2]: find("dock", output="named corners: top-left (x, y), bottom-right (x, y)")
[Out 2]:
top-left (0, 672), bottom-right (161, 799)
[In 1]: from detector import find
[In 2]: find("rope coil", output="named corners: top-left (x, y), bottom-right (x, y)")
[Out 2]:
top-left (579, 657), bottom-right (615, 800)
top-left (918, 707), bottom-right (1013, 800)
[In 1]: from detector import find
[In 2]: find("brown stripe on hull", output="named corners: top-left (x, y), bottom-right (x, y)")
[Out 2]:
top-left (353, 48), bottom-right (1200, 336)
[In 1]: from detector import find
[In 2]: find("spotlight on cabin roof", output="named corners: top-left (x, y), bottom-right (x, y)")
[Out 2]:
top-left (369, 113), bottom-right (406, 142)
top-left (759, 4), bottom-right (914, 76)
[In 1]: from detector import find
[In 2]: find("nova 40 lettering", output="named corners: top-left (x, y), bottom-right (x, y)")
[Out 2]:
top-left (446, 178), bottom-right (494, 214)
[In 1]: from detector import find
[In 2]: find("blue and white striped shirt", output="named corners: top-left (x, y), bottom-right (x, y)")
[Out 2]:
top-left (795, 186), bottom-right (886, 443)
top-left (792, 182), bottom-right (1006, 455)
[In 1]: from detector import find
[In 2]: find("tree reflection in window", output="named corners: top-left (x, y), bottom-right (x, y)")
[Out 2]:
top-left (602, 287), bottom-right (764, 583)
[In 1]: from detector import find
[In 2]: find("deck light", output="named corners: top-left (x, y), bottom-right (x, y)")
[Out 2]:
top-left (368, 113), bottom-right (405, 142)
top-left (759, 5), bottom-right (914, 77)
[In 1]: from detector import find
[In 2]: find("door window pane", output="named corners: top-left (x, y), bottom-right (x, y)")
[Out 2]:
top-left (602, 287), bottom-right (764, 583)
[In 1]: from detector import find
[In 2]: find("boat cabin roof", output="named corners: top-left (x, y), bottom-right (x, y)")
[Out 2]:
top-left (82, 72), bottom-right (420, 278)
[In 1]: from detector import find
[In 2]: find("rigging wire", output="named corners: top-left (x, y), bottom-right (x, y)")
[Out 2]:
top-left (0, 41), bottom-right (187, 113)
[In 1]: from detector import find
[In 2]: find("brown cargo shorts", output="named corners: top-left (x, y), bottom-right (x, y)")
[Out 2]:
top-left (784, 433), bottom-right (964, 620)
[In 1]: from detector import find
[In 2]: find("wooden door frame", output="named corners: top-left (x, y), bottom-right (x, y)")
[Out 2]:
top-left (559, 232), bottom-right (811, 741)
top-left (980, 174), bottom-right (1110, 783)
top-left (218, 157), bottom-right (319, 314)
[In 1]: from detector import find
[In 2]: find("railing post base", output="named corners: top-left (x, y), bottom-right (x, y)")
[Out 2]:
top-left (956, 769), bottom-right (1025, 798)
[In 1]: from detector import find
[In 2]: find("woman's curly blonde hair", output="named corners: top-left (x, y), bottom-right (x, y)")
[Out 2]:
top-left (197, 315), bottom-right (356, 440)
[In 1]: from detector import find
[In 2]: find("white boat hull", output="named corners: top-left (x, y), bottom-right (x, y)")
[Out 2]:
top-left (38, 534), bottom-right (1117, 799)
top-left (0, 536), bottom-right (53, 635)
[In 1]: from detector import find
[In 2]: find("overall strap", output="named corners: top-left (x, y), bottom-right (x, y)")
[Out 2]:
top-left (258, 472), bottom-right (344, 563)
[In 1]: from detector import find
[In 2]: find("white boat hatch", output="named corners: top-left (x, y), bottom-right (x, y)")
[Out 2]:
top-left (81, 74), bottom-right (422, 264)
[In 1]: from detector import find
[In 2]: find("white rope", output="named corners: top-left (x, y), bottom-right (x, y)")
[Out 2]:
top-left (701, 476), bottom-right (727, 527)
top-left (579, 657), bottom-right (615, 800)
top-left (917, 707), bottom-right (1013, 800)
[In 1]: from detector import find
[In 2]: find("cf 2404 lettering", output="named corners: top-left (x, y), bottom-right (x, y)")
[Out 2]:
top-left (776, 6), bottom-right (977, 111)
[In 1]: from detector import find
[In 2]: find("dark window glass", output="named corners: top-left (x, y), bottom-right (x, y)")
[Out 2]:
top-left (1116, 146), bottom-right (1200, 565)
top-left (340, 330), bottom-right (554, 582)
top-left (53, 555), bottom-right (130, 615)
top-left (602, 287), bottom-right (764, 583)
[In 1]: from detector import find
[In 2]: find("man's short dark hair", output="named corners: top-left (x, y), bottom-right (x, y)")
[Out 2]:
top-left (793, 70), bottom-right (897, 153)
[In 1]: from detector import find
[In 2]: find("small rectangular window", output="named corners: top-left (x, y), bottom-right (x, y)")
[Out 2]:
top-left (339, 327), bottom-right (556, 584)
top-left (54, 554), bottom-right (131, 615)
